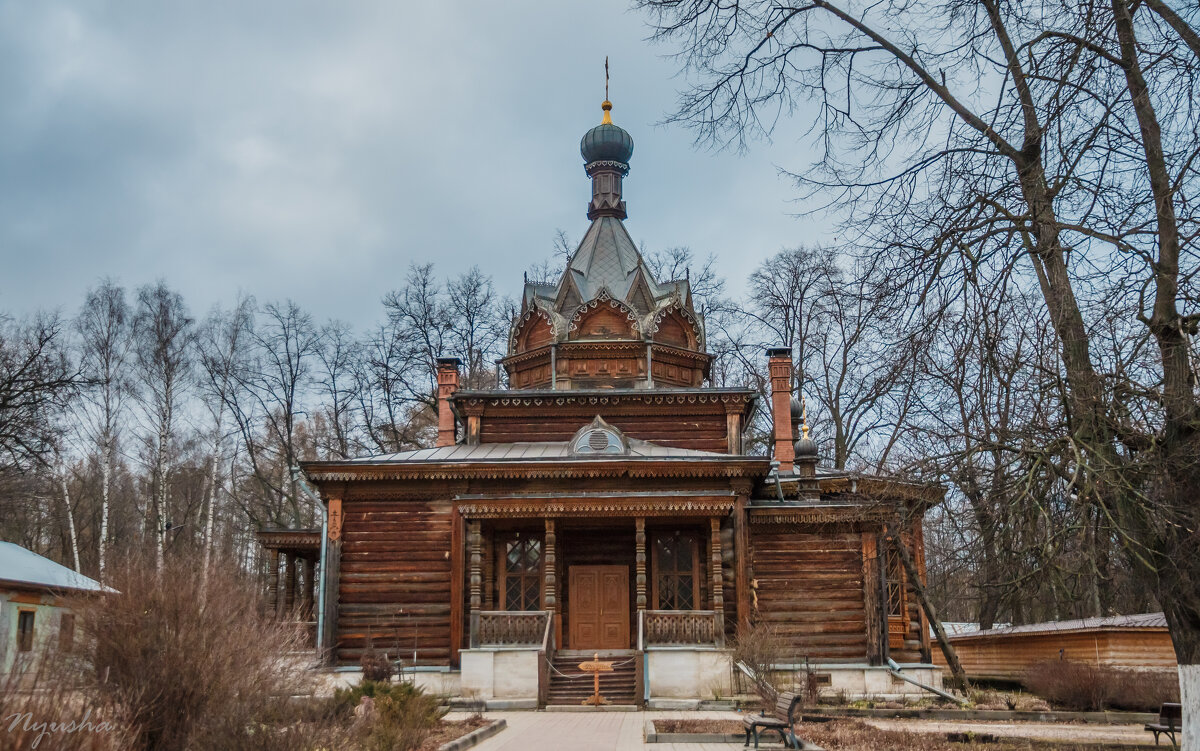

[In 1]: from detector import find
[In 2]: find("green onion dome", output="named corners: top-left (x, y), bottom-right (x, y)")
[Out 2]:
top-left (581, 101), bottom-right (634, 165)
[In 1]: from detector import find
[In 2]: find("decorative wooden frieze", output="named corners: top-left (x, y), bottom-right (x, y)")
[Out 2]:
top-left (457, 498), bottom-right (736, 519)
top-left (327, 498), bottom-right (344, 541)
top-left (308, 463), bottom-right (763, 483)
top-left (748, 506), bottom-right (898, 525)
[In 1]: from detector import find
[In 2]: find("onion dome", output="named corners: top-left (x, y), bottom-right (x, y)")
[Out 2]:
top-left (793, 396), bottom-right (818, 458)
top-left (581, 101), bottom-right (634, 165)
top-left (794, 434), bottom-right (819, 459)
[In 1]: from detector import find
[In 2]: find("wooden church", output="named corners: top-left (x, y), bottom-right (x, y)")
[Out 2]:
top-left (300, 97), bottom-right (943, 706)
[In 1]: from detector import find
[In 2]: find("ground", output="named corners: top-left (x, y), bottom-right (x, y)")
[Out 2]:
top-left (448, 710), bottom-right (1159, 750)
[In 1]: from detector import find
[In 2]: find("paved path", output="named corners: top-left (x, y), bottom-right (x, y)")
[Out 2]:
top-left (450, 710), bottom-right (774, 751)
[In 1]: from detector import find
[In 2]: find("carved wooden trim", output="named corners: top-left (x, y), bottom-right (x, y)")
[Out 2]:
top-left (748, 505), bottom-right (897, 525)
top-left (327, 498), bottom-right (344, 541)
top-left (309, 462), bottom-right (765, 483)
top-left (458, 498), bottom-right (736, 519)
top-left (468, 521), bottom-right (482, 613)
top-left (710, 517), bottom-right (723, 617)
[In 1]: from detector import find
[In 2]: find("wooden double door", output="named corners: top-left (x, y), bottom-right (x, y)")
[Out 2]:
top-left (568, 565), bottom-right (629, 650)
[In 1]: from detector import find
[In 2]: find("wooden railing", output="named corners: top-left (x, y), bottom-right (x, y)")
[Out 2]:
top-left (640, 609), bottom-right (725, 648)
top-left (474, 610), bottom-right (550, 648)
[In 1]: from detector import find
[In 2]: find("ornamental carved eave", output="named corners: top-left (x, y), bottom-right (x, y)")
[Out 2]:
top-left (747, 504), bottom-right (900, 525)
top-left (255, 530), bottom-right (321, 550)
top-left (456, 496), bottom-right (736, 519)
top-left (303, 457), bottom-right (770, 484)
top-left (449, 388), bottom-right (757, 419)
top-left (817, 475), bottom-right (946, 505)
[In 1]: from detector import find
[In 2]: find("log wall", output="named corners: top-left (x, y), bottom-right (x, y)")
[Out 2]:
top-left (337, 499), bottom-right (453, 665)
top-left (932, 629), bottom-right (1179, 680)
top-left (750, 524), bottom-right (869, 663)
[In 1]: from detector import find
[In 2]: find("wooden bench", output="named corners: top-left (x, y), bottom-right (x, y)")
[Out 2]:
top-left (1145, 702), bottom-right (1182, 747)
top-left (743, 691), bottom-right (804, 749)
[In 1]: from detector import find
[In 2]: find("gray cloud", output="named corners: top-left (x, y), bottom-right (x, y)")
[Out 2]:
top-left (0, 0), bottom-right (825, 328)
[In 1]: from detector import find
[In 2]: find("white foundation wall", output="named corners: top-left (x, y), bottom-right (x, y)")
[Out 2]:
top-left (646, 649), bottom-right (733, 699)
top-left (459, 649), bottom-right (540, 701)
top-left (771, 664), bottom-right (944, 700)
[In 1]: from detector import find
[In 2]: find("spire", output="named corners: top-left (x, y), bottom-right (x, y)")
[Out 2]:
top-left (580, 62), bottom-right (634, 221)
top-left (602, 57), bottom-right (613, 124)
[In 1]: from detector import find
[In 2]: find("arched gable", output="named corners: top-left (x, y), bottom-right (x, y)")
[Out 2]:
top-left (568, 294), bottom-right (640, 340)
top-left (509, 307), bottom-right (556, 355)
top-left (647, 299), bottom-right (704, 351)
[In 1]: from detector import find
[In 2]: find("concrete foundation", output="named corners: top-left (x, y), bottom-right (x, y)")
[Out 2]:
top-left (459, 648), bottom-right (540, 702)
top-left (646, 648), bottom-right (733, 700)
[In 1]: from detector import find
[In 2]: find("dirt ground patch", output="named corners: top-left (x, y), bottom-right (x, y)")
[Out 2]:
top-left (417, 715), bottom-right (492, 750)
top-left (863, 718), bottom-right (1156, 747)
top-left (654, 717), bottom-right (1156, 749)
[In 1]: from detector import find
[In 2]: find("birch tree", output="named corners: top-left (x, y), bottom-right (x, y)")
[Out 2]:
top-left (76, 280), bottom-right (132, 581)
top-left (133, 282), bottom-right (193, 571)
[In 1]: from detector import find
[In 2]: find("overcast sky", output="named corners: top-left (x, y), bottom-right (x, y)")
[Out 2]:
top-left (0, 1), bottom-right (825, 330)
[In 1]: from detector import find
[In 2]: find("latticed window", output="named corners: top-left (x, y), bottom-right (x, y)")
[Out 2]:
top-left (885, 546), bottom-right (906, 617)
top-left (501, 533), bottom-right (542, 611)
top-left (653, 532), bottom-right (698, 610)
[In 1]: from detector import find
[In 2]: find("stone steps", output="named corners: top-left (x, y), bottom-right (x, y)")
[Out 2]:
top-left (546, 654), bottom-right (638, 706)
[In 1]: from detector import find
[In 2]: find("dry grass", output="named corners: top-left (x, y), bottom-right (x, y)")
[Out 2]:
top-left (1023, 660), bottom-right (1179, 711)
top-left (69, 552), bottom-right (352, 751)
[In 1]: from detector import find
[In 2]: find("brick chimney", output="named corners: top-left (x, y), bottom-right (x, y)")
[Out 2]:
top-left (436, 357), bottom-right (461, 447)
top-left (767, 347), bottom-right (795, 473)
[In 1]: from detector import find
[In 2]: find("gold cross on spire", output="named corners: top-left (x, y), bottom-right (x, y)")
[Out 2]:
top-left (801, 397), bottom-right (810, 440)
top-left (602, 57), bottom-right (613, 124)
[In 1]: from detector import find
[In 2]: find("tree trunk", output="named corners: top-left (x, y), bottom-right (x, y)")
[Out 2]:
top-left (887, 524), bottom-right (969, 692)
top-left (200, 420), bottom-right (222, 599)
top-left (99, 444), bottom-right (111, 583)
top-left (60, 471), bottom-right (81, 574)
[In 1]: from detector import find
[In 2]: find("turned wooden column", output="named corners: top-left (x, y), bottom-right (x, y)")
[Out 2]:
top-left (710, 518), bottom-right (725, 647)
top-left (635, 517), bottom-right (647, 612)
top-left (468, 521), bottom-right (482, 648)
top-left (284, 553), bottom-right (297, 616)
top-left (544, 519), bottom-right (557, 614)
top-left (267, 549), bottom-right (281, 619)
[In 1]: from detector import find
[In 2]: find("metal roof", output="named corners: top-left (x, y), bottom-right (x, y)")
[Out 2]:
top-left (949, 612), bottom-right (1168, 640)
top-left (351, 438), bottom-right (734, 464)
top-left (0, 541), bottom-right (109, 593)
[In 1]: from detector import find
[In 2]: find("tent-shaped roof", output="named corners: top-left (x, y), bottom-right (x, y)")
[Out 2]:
top-left (0, 541), bottom-right (108, 593)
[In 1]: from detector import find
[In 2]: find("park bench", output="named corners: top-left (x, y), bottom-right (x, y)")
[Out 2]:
top-left (743, 690), bottom-right (805, 749)
top-left (1145, 702), bottom-right (1182, 747)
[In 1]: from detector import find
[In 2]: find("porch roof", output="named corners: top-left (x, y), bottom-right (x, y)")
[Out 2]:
top-left (345, 438), bottom-right (736, 463)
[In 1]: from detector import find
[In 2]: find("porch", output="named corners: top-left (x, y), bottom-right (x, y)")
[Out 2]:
top-left (458, 515), bottom-right (737, 706)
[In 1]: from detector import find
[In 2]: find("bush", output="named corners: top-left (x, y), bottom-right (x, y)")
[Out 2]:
top-left (73, 551), bottom-right (351, 751)
top-left (0, 652), bottom-right (133, 751)
top-left (334, 680), bottom-right (447, 751)
top-left (360, 633), bottom-right (394, 683)
top-left (1023, 660), bottom-right (1180, 711)
top-left (731, 623), bottom-right (790, 710)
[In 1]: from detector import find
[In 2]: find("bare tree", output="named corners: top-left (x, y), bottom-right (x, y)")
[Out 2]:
top-left (639, 0), bottom-right (1200, 722)
top-left (0, 313), bottom-right (76, 476)
top-left (76, 280), bottom-right (132, 581)
top-left (195, 296), bottom-right (253, 586)
top-left (133, 282), bottom-right (193, 571)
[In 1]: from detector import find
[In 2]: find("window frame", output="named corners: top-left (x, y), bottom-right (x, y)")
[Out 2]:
top-left (17, 609), bottom-right (35, 652)
top-left (651, 530), bottom-right (701, 611)
top-left (497, 531), bottom-right (544, 612)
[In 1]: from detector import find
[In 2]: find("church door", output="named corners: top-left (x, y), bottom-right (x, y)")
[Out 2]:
top-left (568, 565), bottom-right (629, 650)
